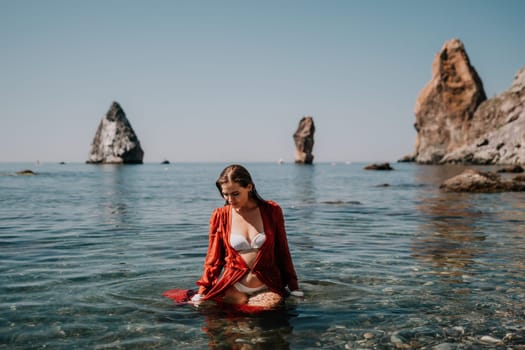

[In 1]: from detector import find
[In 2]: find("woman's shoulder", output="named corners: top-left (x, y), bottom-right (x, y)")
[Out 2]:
top-left (212, 205), bottom-right (230, 216)
top-left (209, 205), bottom-right (230, 228)
top-left (261, 200), bottom-right (283, 213)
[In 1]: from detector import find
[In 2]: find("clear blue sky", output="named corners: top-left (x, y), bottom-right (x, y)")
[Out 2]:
top-left (1, 0), bottom-right (523, 163)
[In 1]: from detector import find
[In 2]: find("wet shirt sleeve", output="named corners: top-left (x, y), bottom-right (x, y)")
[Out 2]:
top-left (273, 204), bottom-right (300, 291)
top-left (196, 208), bottom-right (226, 294)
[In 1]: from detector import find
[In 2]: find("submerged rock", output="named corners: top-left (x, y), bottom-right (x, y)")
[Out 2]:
top-left (440, 169), bottom-right (525, 192)
top-left (479, 335), bottom-right (502, 344)
top-left (321, 200), bottom-right (362, 205)
top-left (87, 102), bottom-right (144, 164)
top-left (363, 332), bottom-right (375, 340)
top-left (293, 116), bottom-right (315, 164)
top-left (497, 165), bottom-right (524, 173)
top-left (413, 38), bottom-right (486, 164)
top-left (513, 174), bottom-right (525, 182)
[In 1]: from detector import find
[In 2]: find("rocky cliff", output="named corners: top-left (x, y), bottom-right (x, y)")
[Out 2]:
top-left (412, 38), bottom-right (525, 165)
top-left (293, 116), bottom-right (315, 164)
top-left (441, 66), bottom-right (525, 164)
top-left (413, 39), bottom-right (486, 163)
top-left (87, 102), bottom-right (144, 164)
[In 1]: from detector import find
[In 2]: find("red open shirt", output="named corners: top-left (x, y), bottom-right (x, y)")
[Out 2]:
top-left (196, 200), bottom-right (299, 301)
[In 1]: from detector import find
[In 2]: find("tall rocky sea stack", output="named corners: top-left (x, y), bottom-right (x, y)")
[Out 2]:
top-left (413, 38), bottom-right (487, 164)
top-left (293, 116), bottom-right (315, 164)
top-left (412, 38), bottom-right (525, 165)
top-left (86, 102), bottom-right (144, 164)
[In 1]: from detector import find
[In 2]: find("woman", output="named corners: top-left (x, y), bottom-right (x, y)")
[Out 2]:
top-left (191, 164), bottom-right (303, 309)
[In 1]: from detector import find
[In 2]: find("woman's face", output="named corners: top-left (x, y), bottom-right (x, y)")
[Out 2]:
top-left (220, 181), bottom-right (253, 209)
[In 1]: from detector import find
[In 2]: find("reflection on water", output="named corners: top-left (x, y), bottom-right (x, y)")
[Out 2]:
top-left (201, 307), bottom-right (293, 350)
top-left (412, 163), bottom-right (473, 185)
top-left (401, 164), bottom-right (525, 348)
top-left (286, 165), bottom-right (318, 252)
top-left (290, 164), bottom-right (317, 205)
top-left (412, 165), bottom-right (487, 278)
top-left (412, 193), bottom-right (485, 280)
top-left (96, 165), bottom-right (130, 227)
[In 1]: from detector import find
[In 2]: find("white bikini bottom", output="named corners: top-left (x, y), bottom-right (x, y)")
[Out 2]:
top-left (233, 282), bottom-right (267, 295)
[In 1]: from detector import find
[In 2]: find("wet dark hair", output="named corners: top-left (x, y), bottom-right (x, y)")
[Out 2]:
top-left (216, 164), bottom-right (264, 205)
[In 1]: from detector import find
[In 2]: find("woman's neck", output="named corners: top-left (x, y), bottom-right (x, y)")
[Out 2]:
top-left (232, 200), bottom-right (259, 214)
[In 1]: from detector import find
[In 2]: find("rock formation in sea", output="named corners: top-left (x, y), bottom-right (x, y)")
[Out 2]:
top-left (440, 66), bottom-right (525, 164)
top-left (411, 38), bottom-right (525, 165)
top-left (86, 102), bottom-right (144, 164)
top-left (413, 38), bottom-right (487, 164)
top-left (440, 169), bottom-right (525, 192)
top-left (293, 116), bottom-right (315, 164)
top-left (397, 154), bottom-right (415, 162)
top-left (16, 169), bottom-right (37, 175)
top-left (364, 162), bottom-right (394, 170)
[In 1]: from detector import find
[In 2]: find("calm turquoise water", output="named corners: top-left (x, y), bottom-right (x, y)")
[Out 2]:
top-left (1, 162), bottom-right (524, 349)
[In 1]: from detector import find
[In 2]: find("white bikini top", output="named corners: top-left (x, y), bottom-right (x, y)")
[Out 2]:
top-left (230, 232), bottom-right (266, 252)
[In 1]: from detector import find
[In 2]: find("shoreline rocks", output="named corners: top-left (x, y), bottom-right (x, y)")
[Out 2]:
top-left (86, 102), bottom-right (144, 164)
top-left (398, 154), bottom-right (416, 163)
top-left (440, 169), bottom-right (525, 192)
top-left (497, 165), bottom-right (524, 173)
top-left (513, 174), bottom-right (525, 182)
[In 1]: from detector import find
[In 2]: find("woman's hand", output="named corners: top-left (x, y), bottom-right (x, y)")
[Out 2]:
top-left (190, 293), bottom-right (204, 306)
top-left (290, 290), bottom-right (304, 297)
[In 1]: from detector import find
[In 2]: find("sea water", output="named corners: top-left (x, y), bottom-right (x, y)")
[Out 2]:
top-left (1, 162), bottom-right (524, 349)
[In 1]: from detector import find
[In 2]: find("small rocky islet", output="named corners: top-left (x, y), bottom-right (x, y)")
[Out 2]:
top-left (86, 101), bottom-right (144, 164)
top-left (15, 169), bottom-right (37, 175)
top-left (293, 116), bottom-right (315, 164)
